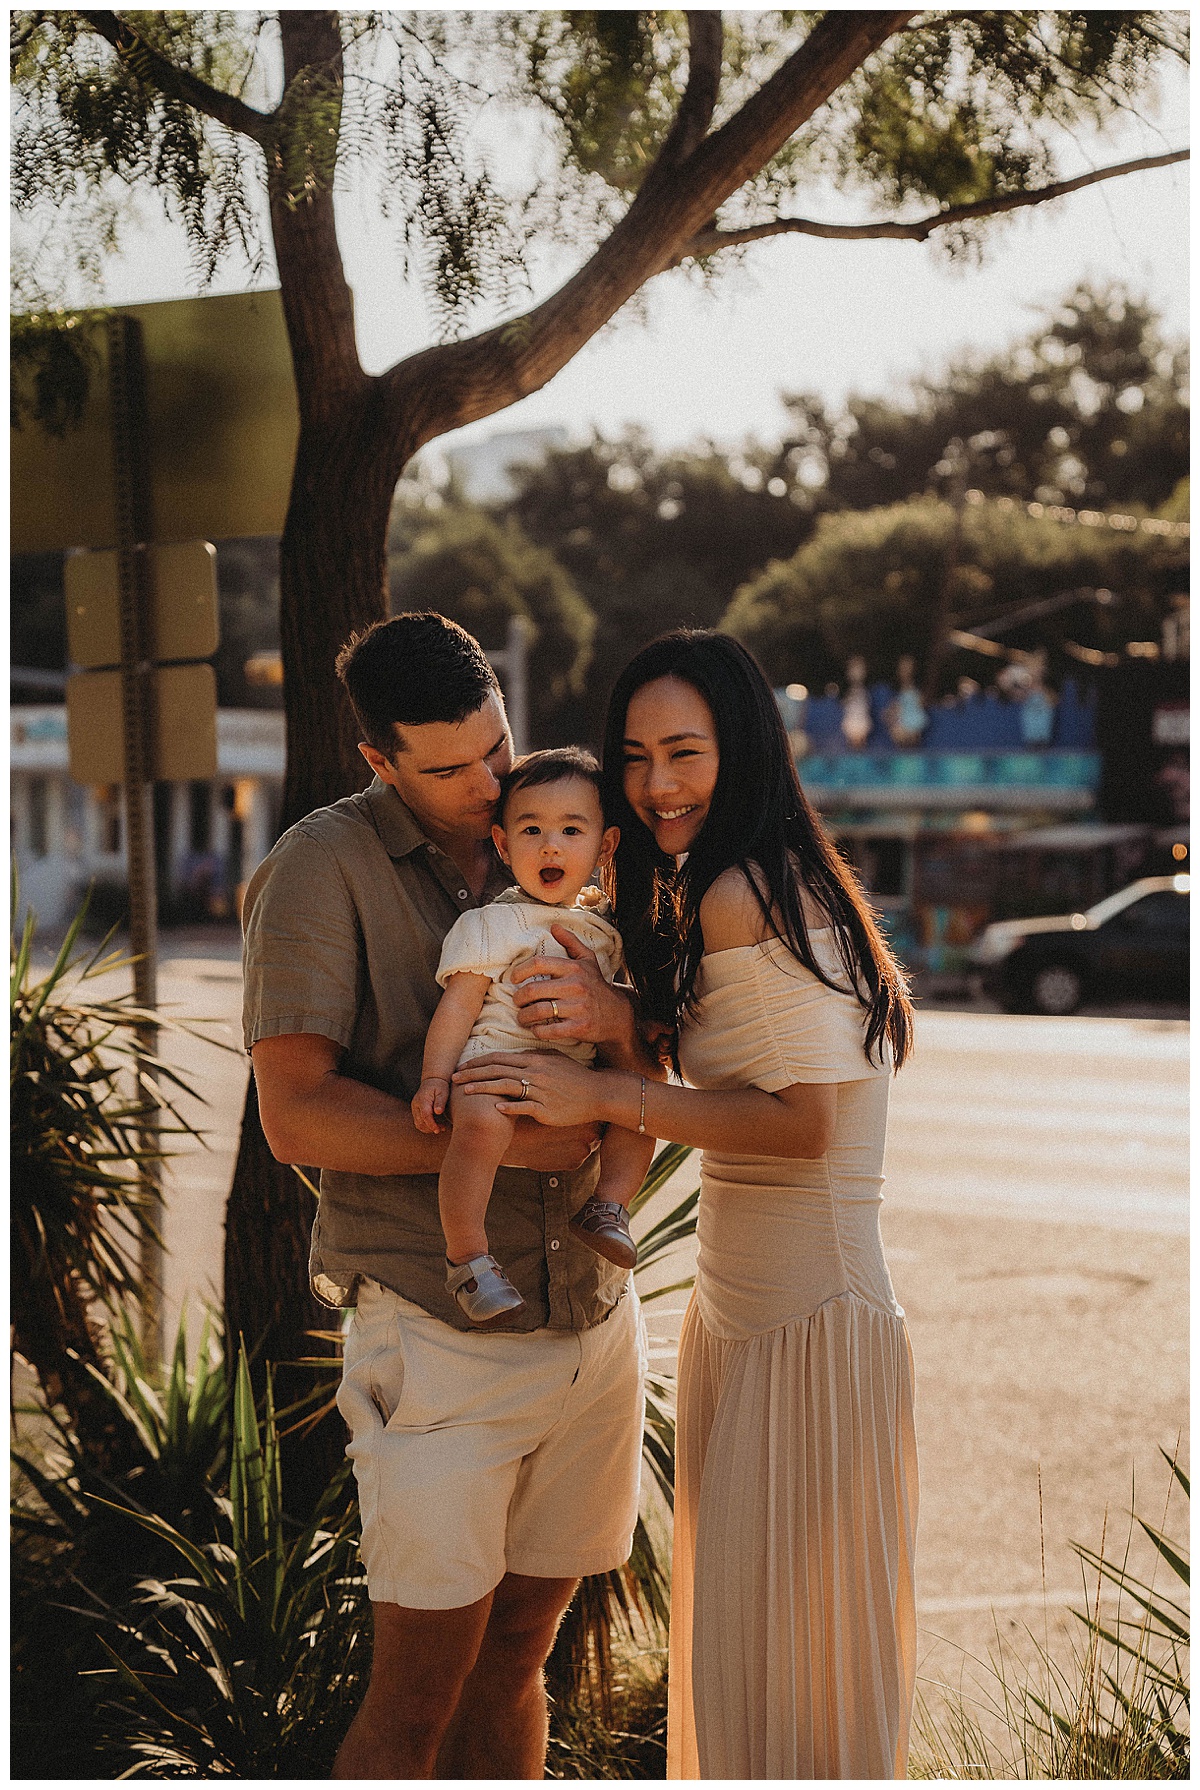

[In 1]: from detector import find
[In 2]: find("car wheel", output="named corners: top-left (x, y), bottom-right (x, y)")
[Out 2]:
top-left (1029, 961), bottom-right (1085, 1016)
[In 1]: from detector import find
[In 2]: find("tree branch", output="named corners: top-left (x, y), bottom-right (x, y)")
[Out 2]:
top-left (677, 148), bottom-right (1190, 255)
top-left (270, 11), bottom-right (362, 414)
top-left (645, 11), bottom-right (724, 178)
top-left (383, 11), bottom-right (915, 447)
top-left (78, 9), bottom-right (273, 143)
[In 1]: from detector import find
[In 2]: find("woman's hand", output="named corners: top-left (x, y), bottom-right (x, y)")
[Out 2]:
top-left (511, 928), bottom-right (641, 1061)
top-left (453, 1049), bottom-right (624, 1128)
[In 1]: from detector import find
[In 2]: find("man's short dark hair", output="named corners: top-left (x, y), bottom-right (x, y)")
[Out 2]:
top-left (335, 612), bottom-right (500, 756)
top-left (498, 747), bottom-right (605, 826)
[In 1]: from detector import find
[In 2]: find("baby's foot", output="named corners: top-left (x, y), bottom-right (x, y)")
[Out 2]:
top-left (568, 1196), bottom-right (638, 1269)
top-left (445, 1254), bottom-right (527, 1325)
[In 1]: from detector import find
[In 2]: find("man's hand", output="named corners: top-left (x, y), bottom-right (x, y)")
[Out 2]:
top-left (512, 927), bottom-right (638, 1058)
top-left (411, 1076), bottom-right (450, 1135)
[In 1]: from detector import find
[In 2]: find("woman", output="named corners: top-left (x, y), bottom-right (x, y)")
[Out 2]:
top-left (455, 630), bottom-right (918, 1779)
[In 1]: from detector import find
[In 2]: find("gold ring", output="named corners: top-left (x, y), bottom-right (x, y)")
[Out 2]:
top-left (551, 1000), bottom-right (560, 1020)
top-left (519, 1079), bottom-right (530, 1100)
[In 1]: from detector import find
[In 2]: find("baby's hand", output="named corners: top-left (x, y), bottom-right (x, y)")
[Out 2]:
top-left (412, 1077), bottom-right (451, 1134)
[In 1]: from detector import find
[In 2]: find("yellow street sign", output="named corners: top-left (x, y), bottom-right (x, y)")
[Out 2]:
top-left (66, 664), bottom-right (218, 783)
top-left (66, 540), bottom-right (219, 667)
top-left (11, 289), bottom-right (299, 552)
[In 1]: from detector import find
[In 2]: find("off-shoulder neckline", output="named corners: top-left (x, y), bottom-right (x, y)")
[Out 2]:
top-left (702, 928), bottom-right (832, 960)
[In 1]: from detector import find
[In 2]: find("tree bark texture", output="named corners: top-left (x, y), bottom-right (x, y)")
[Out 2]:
top-left (222, 1076), bottom-right (346, 1514)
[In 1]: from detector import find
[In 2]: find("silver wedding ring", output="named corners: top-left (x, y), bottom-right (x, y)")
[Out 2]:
top-left (519, 1079), bottom-right (530, 1100)
top-left (551, 1000), bottom-right (560, 1020)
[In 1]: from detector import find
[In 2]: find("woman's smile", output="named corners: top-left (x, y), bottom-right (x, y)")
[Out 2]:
top-left (622, 676), bottom-right (720, 856)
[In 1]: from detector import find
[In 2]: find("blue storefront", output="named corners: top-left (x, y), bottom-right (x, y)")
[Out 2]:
top-left (776, 680), bottom-right (1168, 976)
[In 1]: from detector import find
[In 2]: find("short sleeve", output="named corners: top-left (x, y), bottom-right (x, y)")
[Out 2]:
top-left (241, 826), bottom-right (362, 1053)
top-left (591, 919), bottom-right (625, 986)
top-left (749, 943), bottom-right (886, 1087)
top-left (436, 907), bottom-right (518, 987)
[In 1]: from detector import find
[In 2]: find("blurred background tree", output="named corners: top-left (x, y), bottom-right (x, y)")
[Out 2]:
top-left (722, 494), bottom-right (1188, 692)
top-left (388, 500), bottom-right (595, 745)
top-left (498, 432), bottom-right (812, 740)
top-left (779, 282), bottom-right (1189, 517)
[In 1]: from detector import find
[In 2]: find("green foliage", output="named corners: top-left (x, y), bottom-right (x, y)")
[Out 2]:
top-left (86, 1344), bottom-right (369, 1778)
top-left (11, 11), bottom-right (1187, 335)
top-left (724, 493), bottom-right (1187, 693)
top-left (10, 885), bottom-right (211, 1444)
top-left (508, 11), bottom-right (687, 197)
top-left (782, 284), bottom-right (1189, 516)
top-left (14, 1304), bottom-right (230, 1553)
top-left (818, 14), bottom-right (1183, 248)
top-left (10, 304), bottom-right (107, 432)
top-left (912, 1450), bottom-right (1190, 1780)
top-left (11, 10), bottom-right (267, 286)
top-left (546, 1651), bottom-right (669, 1778)
top-left (11, 11), bottom-right (529, 330)
top-left (12, 1142), bottom-right (698, 1778)
top-left (503, 431), bottom-right (812, 742)
top-left (388, 500), bottom-right (596, 745)
top-left (11, 1304), bottom-right (232, 1779)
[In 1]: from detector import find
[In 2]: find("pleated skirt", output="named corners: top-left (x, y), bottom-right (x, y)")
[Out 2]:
top-left (666, 1288), bottom-right (919, 1780)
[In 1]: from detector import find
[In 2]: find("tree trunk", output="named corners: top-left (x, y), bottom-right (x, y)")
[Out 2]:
top-left (222, 426), bottom-right (403, 1512)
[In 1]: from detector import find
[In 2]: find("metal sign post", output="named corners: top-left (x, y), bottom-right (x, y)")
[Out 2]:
top-left (106, 314), bottom-right (164, 1360)
top-left (486, 615), bottom-right (532, 755)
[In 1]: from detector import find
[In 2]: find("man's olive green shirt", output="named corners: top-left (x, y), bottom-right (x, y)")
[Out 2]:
top-left (241, 777), bottom-right (626, 1333)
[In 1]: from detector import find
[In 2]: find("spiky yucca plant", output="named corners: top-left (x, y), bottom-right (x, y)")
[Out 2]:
top-left (11, 1305), bottom-right (233, 1780)
top-left (10, 886), bottom-right (212, 1467)
top-left (87, 1344), bottom-right (369, 1778)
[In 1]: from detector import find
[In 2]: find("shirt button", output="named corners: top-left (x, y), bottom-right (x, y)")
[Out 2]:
top-left (549, 1239), bottom-right (560, 1251)
top-left (548, 1176), bottom-right (559, 1187)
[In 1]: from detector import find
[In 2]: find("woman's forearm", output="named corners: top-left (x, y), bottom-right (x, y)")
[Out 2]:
top-left (595, 1069), bottom-right (836, 1160)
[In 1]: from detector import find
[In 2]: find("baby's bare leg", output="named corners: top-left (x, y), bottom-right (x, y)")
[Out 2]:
top-left (595, 1124), bottom-right (657, 1213)
top-left (439, 1086), bottom-right (517, 1265)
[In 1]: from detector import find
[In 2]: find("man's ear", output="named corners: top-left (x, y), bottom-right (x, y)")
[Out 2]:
top-left (358, 741), bottom-right (394, 781)
top-left (597, 824), bottom-right (620, 868)
top-left (491, 822), bottom-right (512, 866)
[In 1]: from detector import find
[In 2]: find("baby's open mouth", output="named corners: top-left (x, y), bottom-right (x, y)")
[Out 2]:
top-left (539, 866), bottom-right (565, 887)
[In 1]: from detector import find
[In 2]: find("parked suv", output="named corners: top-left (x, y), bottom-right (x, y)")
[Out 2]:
top-left (969, 875), bottom-right (1190, 1015)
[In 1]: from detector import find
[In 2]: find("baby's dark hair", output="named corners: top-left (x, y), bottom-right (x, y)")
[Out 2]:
top-left (498, 747), bottom-right (605, 825)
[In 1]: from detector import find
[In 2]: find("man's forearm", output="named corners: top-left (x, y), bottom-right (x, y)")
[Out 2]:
top-left (260, 1066), bottom-right (601, 1177)
top-left (262, 1067), bottom-right (450, 1176)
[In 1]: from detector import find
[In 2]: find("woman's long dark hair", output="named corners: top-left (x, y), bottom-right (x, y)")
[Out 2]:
top-left (601, 631), bottom-right (913, 1070)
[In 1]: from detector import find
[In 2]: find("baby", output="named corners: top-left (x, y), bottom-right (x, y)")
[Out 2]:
top-left (412, 747), bottom-right (657, 1325)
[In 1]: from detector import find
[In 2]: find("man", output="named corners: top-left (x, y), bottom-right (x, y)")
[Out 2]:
top-left (241, 611), bottom-right (655, 1779)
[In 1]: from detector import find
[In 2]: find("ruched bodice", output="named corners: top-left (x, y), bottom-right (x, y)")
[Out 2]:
top-left (679, 934), bottom-right (901, 1336)
top-left (667, 931), bottom-right (918, 1781)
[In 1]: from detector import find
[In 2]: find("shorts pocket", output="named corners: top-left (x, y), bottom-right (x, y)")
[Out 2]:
top-left (339, 1286), bottom-right (405, 1433)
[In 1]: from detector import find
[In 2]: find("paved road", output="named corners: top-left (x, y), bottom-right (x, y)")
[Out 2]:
top-left (54, 936), bottom-right (1190, 1736)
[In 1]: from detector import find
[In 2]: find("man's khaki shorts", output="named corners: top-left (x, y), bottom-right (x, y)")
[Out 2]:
top-left (337, 1277), bottom-right (648, 1609)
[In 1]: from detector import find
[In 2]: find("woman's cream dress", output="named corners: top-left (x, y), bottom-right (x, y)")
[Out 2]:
top-left (666, 932), bottom-right (918, 1780)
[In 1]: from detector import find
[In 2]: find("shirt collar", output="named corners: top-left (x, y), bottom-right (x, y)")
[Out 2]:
top-left (362, 776), bottom-right (433, 859)
top-left (362, 776), bottom-right (514, 897)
